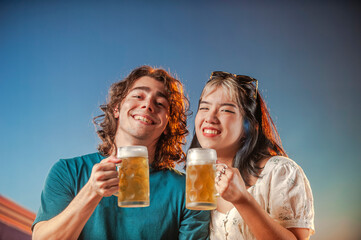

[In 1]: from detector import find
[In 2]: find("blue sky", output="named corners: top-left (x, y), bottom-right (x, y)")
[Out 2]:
top-left (1, 1), bottom-right (360, 239)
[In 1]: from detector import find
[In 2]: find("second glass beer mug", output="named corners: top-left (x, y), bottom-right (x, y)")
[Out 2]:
top-left (117, 146), bottom-right (149, 208)
top-left (186, 148), bottom-right (219, 210)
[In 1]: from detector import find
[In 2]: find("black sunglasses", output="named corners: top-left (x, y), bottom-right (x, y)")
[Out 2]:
top-left (209, 71), bottom-right (258, 99)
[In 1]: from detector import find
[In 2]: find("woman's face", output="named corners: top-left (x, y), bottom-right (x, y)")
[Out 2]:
top-left (195, 86), bottom-right (244, 157)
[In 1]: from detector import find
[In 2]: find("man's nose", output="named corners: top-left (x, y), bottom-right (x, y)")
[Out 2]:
top-left (141, 97), bottom-right (155, 112)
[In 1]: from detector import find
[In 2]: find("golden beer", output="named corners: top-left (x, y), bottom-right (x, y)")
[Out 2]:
top-left (117, 146), bottom-right (149, 207)
top-left (186, 148), bottom-right (217, 210)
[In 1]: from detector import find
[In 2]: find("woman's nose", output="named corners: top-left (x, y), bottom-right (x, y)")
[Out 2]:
top-left (204, 111), bottom-right (219, 124)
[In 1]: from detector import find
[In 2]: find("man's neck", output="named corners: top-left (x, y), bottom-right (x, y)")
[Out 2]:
top-left (114, 136), bottom-right (158, 164)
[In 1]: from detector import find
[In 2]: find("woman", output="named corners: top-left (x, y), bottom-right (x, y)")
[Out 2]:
top-left (190, 71), bottom-right (314, 240)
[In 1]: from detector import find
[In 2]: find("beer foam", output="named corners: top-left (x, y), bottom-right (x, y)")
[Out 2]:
top-left (117, 146), bottom-right (148, 158)
top-left (187, 148), bottom-right (217, 163)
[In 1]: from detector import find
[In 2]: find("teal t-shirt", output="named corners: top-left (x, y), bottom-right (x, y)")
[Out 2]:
top-left (33, 152), bottom-right (210, 239)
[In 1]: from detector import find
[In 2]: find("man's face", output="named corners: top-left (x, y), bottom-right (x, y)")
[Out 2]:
top-left (114, 76), bottom-right (170, 147)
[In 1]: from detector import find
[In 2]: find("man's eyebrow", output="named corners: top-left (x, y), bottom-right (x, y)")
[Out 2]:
top-left (199, 100), bottom-right (237, 108)
top-left (130, 86), bottom-right (168, 99)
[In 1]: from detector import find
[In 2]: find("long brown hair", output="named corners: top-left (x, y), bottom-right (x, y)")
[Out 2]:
top-left (94, 66), bottom-right (190, 170)
top-left (190, 72), bottom-right (287, 186)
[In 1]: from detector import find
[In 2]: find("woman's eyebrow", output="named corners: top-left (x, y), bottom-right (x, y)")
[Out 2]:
top-left (200, 101), bottom-right (237, 108)
top-left (199, 100), bottom-right (210, 105)
top-left (220, 103), bottom-right (237, 108)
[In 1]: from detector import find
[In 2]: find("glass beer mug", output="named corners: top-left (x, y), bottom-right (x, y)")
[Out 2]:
top-left (117, 146), bottom-right (150, 208)
top-left (186, 148), bottom-right (223, 210)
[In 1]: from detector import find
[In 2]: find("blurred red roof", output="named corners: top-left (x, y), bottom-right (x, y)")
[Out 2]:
top-left (0, 194), bottom-right (35, 239)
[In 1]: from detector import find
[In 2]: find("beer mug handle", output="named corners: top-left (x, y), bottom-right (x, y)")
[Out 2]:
top-left (214, 163), bottom-right (228, 197)
top-left (113, 164), bottom-right (120, 197)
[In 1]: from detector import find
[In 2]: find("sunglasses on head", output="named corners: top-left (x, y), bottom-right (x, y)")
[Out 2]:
top-left (209, 71), bottom-right (258, 99)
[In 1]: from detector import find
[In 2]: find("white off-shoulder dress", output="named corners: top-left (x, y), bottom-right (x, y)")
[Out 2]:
top-left (210, 156), bottom-right (315, 240)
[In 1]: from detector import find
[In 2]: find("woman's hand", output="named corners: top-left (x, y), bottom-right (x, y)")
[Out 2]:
top-left (215, 164), bottom-right (248, 204)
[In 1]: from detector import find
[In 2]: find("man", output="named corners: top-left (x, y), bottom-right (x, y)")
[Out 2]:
top-left (32, 66), bottom-right (210, 239)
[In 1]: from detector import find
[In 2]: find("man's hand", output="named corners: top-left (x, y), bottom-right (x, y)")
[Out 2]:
top-left (33, 155), bottom-right (123, 240)
top-left (88, 156), bottom-right (122, 197)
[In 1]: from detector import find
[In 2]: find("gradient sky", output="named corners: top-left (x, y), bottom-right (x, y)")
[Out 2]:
top-left (1, 1), bottom-right (360, 239)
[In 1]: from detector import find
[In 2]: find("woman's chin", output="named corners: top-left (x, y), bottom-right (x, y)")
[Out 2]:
top-left (199, 142), bottom-right (217, 150)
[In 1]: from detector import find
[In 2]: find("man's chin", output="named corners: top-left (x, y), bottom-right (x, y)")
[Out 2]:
top-left (131, 132), bottom-right (158, 142)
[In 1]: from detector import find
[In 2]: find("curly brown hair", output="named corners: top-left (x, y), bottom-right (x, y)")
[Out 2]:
top-left (93, 66), bottom-right (190, 170)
